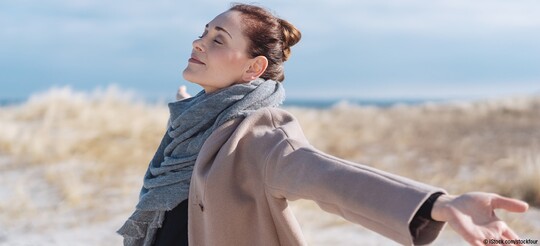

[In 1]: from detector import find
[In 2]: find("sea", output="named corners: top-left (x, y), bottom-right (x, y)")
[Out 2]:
top-left (0, 96), bottom-right (445, 109)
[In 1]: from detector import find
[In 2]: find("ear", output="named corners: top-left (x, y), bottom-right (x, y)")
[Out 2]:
top-left (241, 56), bottom-right (268, 82)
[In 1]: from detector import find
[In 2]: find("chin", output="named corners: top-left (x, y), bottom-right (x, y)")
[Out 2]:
top-left (182, 69), bottom-right (199, 84)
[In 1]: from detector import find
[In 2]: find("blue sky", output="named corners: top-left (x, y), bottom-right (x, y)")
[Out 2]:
top-left (2, 0), bottom-right (540, 101)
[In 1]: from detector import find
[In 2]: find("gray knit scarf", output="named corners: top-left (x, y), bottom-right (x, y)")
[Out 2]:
top-left (117, 79), bottom-right (284, 245)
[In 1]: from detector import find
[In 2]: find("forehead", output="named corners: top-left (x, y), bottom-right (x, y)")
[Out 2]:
top-left (208, 10), bottom-right (243, 35)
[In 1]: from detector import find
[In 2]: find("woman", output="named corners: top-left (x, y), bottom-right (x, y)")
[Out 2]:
top-left (118, 3), bottom-right (529, 246)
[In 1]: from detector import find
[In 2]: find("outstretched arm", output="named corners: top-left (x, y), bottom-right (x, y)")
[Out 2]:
top-left (431, 192), bottom-right (529, 246)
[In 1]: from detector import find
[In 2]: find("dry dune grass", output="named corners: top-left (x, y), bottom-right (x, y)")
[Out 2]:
top-left (288, 97), bottom-right (540, 206)
top-left (0, 87), bottom-right (168, 231)
top-left (0, 86), bottom-right (168, 169)
top-left (0, 87), bottom-right (539, 240)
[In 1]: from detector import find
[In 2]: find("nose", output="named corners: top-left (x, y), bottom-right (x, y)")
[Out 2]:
top-left (193, 39), bottom-right (204, 52)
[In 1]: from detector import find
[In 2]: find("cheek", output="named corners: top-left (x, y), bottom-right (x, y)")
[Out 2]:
top-left (213, 50), bottom-right (247, 71)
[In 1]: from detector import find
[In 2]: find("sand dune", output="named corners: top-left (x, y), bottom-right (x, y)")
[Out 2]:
top-left (0, 87), bottom-right (538, 245)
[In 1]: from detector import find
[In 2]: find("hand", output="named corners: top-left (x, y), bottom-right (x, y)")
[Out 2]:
top-left (176, 85), bottom-right (191, 100)
top-left (431, 192), bottom-right (529, 246)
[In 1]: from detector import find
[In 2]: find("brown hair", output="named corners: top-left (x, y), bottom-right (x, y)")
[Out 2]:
top-left (229, 4), bottom-right (301, 82)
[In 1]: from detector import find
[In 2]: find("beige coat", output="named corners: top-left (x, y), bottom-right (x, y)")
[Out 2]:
top-left (188, 108), bottom-right (446, 245)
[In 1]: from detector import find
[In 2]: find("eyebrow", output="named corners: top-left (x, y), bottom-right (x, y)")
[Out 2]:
top-left (205, 24), bottom-right (233, 39)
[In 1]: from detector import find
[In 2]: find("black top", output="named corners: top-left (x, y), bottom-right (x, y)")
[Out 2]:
top-left (153, 199), bottom-right (189, 246)
top-left (409, 192), bottom-right (445, 244)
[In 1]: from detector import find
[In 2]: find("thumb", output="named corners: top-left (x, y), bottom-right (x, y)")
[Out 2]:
top-left (177, 85), bottom-right (191, 100)
top-left (491, 195), bottom-right (529, 213)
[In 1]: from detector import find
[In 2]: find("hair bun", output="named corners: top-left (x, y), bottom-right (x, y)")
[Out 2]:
top-left (278, 18), bottom-right (301, 61)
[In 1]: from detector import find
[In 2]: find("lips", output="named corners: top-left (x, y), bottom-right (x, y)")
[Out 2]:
top-left (189, 55), bottom-right (205, 65)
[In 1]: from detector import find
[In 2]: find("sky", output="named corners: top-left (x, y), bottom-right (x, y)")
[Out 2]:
top-left (1, 0), bottom-right (540, 101)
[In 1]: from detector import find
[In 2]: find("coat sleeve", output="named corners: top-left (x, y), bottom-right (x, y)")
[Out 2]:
top-left (261, 109), bottom-right (446, 245)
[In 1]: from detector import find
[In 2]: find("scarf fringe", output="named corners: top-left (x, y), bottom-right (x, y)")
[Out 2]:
top-left (117, 211), bottom-right (165, 246)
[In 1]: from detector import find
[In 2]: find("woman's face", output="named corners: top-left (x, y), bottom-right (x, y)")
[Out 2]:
top-left (183, 10), bottom-right (252, 93)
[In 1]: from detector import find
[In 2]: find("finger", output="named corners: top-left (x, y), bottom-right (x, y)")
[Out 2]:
top-left (448, 220), bottom-right (485, 246)
top-left (472, 239), bottom-right (485, 246)
top-left (491, 195), bottom-right (529, 213)
top-left (502, 229), bottom-right (522, 245)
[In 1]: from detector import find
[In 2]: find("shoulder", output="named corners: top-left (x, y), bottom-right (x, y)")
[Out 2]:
top-left (245, 107), bottom-right (296, 125)
top-left (232, 107), bottom-right (309, 149)
top-left (241, 108), bottom-right (303, 135)
top-left (210, 107), bottom-right (298, 142)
